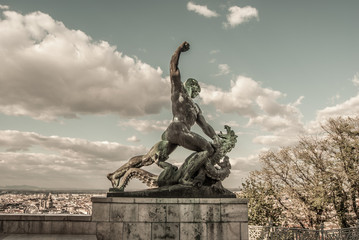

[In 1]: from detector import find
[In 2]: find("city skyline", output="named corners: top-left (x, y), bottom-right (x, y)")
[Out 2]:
top-left (0, 0), bottom-right (359, 189)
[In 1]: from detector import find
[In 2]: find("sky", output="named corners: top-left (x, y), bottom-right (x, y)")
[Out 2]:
top-left (0, 0), bottom-right (359, 190)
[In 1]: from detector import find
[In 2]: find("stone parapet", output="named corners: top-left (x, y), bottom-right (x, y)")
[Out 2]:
top-left (0, 197), bottom-right (248, 239)
top-left (0, 214), bottom-right (96, 236)
top-left (92, 197), bottom-right (248, 240)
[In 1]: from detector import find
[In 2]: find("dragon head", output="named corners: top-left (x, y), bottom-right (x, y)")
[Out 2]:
top-left (218, 125), bottom-right (238, 154)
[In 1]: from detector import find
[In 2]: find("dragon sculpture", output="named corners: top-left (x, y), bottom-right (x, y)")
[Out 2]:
top-left (107, 125), bottom-right (237, 192)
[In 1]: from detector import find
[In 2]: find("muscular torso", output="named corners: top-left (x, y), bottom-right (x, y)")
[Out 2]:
top-left (170, 76), bottom-right (199, 129)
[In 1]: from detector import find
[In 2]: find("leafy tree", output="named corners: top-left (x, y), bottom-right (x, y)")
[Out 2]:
top-left (259, 143), bottom-right (332, 229)
top-left (322, 117), bottom-right (359, 227)
top-left (241, 117), bottom-right (359, 229)
top-left (238, 173), bottom-right (282, 226)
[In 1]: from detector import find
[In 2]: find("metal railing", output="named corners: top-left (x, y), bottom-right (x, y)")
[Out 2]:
top-left (249, 220), bottom-right (359, 240)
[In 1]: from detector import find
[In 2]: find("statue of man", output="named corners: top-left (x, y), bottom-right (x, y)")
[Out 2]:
top-left (157, 41), bottom-right (220, 169)
top-left (107, 41), bottom-right (219, 188)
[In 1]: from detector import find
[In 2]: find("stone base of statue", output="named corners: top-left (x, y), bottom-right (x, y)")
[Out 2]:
top-left (91, 195), bottom-right (248, 240)
top-left (107, 184), bottom-right (236, 198)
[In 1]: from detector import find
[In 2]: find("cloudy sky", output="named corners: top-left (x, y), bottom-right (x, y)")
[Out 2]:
top-left (1, 0), bottom-right (359, 190)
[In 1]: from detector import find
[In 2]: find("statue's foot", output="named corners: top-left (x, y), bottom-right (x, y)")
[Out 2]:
top-left (107, 173), bottom-right (120, 188)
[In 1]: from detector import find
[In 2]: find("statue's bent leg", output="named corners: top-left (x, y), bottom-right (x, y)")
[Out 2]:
top-left (117, 168), bottom-right (158, 191)
top-left (154, 139), bottom-right (178, 170)
top-left (107, 141), bottom-right (170, 188)
top-left (107, 155), bottom-right (144, 187)
top-left (167, 130), bottom-right (214, 155)
top-left (168, 131), bottom-right (215, 185)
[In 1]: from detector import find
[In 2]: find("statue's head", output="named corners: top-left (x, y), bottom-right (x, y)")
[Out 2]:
top-left (184, 78), bottom-right (201, 98)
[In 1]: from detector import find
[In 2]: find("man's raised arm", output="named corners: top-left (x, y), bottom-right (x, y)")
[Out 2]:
top-left (170, 41), bottom-right (190, 74)
top-left (170, 42), bottom-right (190, 89)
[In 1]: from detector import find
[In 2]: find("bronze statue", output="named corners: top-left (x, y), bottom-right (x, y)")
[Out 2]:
top-left (161, 41), bottom-right (220, 160)
top-left (107, 42), bottom-right (237, 195)
top-left (114, 125), bottom-right (237, 193)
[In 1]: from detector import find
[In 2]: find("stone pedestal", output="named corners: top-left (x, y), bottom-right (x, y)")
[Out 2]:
top-left (91, 197), bottom-right (248, 240)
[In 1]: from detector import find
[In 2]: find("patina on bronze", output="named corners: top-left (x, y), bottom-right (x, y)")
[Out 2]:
top-left (107, 42), bottom-right (238, 198)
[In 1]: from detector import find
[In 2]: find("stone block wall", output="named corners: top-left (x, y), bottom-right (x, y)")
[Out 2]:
top-left (0, 214), bottom-right (95, 235)
top-left (92, 197), bottom-right (248, 240)
top-left (0, 197), bottom-right (248, 240)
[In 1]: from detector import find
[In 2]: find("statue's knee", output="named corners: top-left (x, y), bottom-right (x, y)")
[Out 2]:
top-left (107, 173), bottom-right (113, 180)
top-left (206, 144), bottom-right (215, 156)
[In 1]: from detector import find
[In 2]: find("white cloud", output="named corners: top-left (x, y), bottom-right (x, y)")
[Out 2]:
top-left (127, 135), bottom-right (140, 142)
top-left (205, 113), bottom-right (216, 121)
top-left (216, 64), bottom-right (230, 76)
top-left (221, 120), bottom-right (240, 128)
top-left (0, 130), bottom-right (149, 188)
top-left (200, 75), bottom-right (282, 117)
top-left (187, 2), bottom-right (219, 18)
top-left (224, 153), bottom-right (264, 188)
top-left (0, 130), bottom-right (146, 161)
top-left (0, 5), bottom-right (9, 10)
top-left (330, 93), bottom-right (341, 104)
top-left (138, 48), bottom-right (147, 53)
top-left (307, 77), bottom-right (359, 133)
top-left (0, 151), bottom-right (111, 188)
top-left (352, 72), bottom-right (359, 87)
top-left (200, 75), bottom-right (305, 148)
top-left (210, 49), bottom-right (220, 55)
top-left (230, 154), bottom-right (260, 171)
top-left (224, 6), bottom-right (259, 28)
top-left (118, 119), bottom-right (171, 132)
top-left (315, 95), bottom-right (359, 124)
top-left (248, 98), bottom-right (305, 148)
top-left (0, 10), bottom-right (170, 121)
top-left (249, 115), bottom-right (292, 132)
top-left (253, 135), bottom-right (299, 147)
